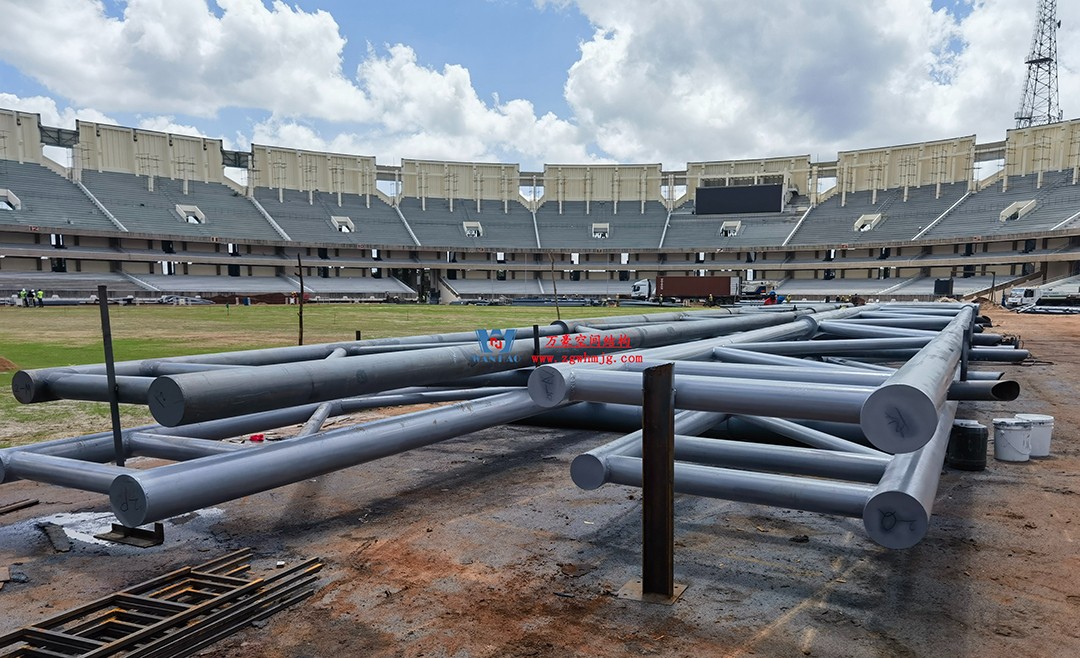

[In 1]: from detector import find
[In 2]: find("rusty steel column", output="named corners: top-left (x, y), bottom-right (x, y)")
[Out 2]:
top-left (641, 363), bottom-right (676, 599)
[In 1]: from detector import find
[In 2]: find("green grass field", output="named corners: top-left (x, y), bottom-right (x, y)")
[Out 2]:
top-left (0, 303), bottom-right (670, 447)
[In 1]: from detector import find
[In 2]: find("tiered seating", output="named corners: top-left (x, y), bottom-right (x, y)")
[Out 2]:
top-left (81, 171), bottom-right (282, 241)
top-left (924, 171), bottom-right (1080, 239)
top-left (0, 160), bottom-right (118, 231)
top-left (787, 183), bottom-right (967, 246)
top-left (535, 201), bottom-right (668, 250)
top-left (302, 275), bottom-right (415, 295)
top-left (131, 274), bottom-right (300, 294)
top-left (542, 278), bottom-right (626, 296)
top-left (664, 210), bottom-right (798, 249)
top-left (445, 277), bottom-right (543, 296)
top-left (254, 188), bottom-right (417, 247)
top-left (400, 198), bottom-right (538, 248)
top-left (0, 271), bottom-right (145, 297)
top-left (898, 275), bottom-right (1018, 297)
top-left (775, 277), bottom-right (910, 298)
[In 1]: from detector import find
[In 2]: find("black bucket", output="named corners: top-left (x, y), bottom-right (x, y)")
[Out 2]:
top-left (947, 420), bottom-right (988, 471)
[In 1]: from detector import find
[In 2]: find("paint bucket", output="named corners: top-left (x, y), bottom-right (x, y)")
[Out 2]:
top-left (991, 418), bottom-right (1032, 462)
top-left (946, 420), bottom-right (987, 471)
top-left (1015, 413), bottom-right (1054, 458)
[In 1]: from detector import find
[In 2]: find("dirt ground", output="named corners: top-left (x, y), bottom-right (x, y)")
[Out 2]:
top-left (1, 303), bottom-right (1079, 657)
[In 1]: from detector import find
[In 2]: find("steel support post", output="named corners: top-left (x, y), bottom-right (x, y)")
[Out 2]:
top-left (641, 363), bottom-right (675, 599)
top-left (97, 285), bottom-right (125, 468)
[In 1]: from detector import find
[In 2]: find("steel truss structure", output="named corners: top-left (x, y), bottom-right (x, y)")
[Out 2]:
top-left (3, 303), bottom-right (1026, 549)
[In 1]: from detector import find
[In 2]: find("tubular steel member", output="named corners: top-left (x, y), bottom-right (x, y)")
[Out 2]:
top-left (528, 368), bottom-right (874, 424)
top-left (144, 311), bottom-right (818, 427)
top-left (858, 306), bottom-right (973, 453)
top-left (571, 410), bottom-right (728, 489)
top-left (605, 456), bottom-right (874, 518)
top-left (576, 434), bottom-right (890, 490)
top-left (108, 390), bottom-right (547, 526)
top-left (622, 361), bottom-right (1019, 401)
top-left (734, 416), bottom-right (883, 455)
top-left (816, 321), bottom-right (1005, 346)
top-left (863, 402), bottom-right (959, 549)
top-left (11, 324), bottom-right (571, 404)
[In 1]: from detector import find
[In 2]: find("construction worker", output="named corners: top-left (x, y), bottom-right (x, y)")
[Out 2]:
top-left (763, 291), bottom-right (779, 306)
top-left (36, 288), bottom-right (45, 307)
top-left (18, 288), bottom-right (27, 307)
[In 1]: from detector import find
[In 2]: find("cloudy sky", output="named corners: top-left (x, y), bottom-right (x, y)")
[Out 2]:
top-left (0, 0), bottom-right (1075, 170)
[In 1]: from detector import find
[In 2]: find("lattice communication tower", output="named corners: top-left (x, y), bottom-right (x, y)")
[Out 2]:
top-left (1015, 0), bottom-right (1063, 128)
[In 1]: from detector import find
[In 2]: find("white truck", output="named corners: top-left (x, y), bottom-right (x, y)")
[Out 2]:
top-left (1005, 282), bottom-right (1080, 308)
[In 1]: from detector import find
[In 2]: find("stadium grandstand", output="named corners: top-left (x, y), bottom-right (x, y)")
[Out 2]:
top-left (1, 107), bottom-right (1078, 304)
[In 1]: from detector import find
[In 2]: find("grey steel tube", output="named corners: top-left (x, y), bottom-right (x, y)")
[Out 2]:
top-left (528, 367), bottom-right (872, 422)
top-left (970, 347), bottom-right (1030, 362)
top-left (626, 361), bottom-right (889, 386)
top-left (12, 325), bottom-right (570, 403)
top-left (11, 373), bottom-right (153, 405)
top-left (127, 433), bottom-right (247, 461)
top-left (710, 347), bottom-right (860, 370)
top-left (146, 312), bottom-right (812, 426)
top-left (626, 360), bottom-right (1018, 401)
top-left (605, 455), bottom-right (873, 518)
top-left (948, 380), bottom-right (1020, 401)
top-left (4, 452), bottom-right (131, 494)
top-left (818, 321), bottom-right (1003, 346)
top-left (570, 410), bottom-right (728, 489)
top-left (731, 337), bottom-right (932, 356)
top-left (736, 415), bottom-right (884, 455)
top-left (863, 402), bottom-right (958, 549)
top-left (833, 316), bottom-right (956, 330)
top-left (140, 362), bottom-right (255, 375)
top-left (860, 308), bottom-right (963, 318)
top-left (858, 306), bottom-right (972, 454)
top-left (671, 436), bottom-right (890, 483)
top-left (108, 390), bottom-right (546, 526)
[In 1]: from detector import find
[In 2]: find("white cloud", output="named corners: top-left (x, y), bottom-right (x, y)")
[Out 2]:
top-left (0, 0), bottom-right (370, 120)
top-left (0, 93), bottom-right (115, 128)
top-left (0, 0), bottom-right (1075, 171)
top-left (559, 0), bottom-right (1076, 165)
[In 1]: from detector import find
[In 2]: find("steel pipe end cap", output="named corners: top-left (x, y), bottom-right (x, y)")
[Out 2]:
top-left (10, 370), bottom-right (50, 404)
top-left (109, 474), bottom-right (149, 528)
top-left (859, 384), bottom-right (938, 454)
top-left (147, 376), bottom-right (187, 427)
top-left (863, 490), bottom-right (929, 550)
top-left (570, 453), bottom-right (608, 490)
top-left (527, 365), bottom-right (571, 408)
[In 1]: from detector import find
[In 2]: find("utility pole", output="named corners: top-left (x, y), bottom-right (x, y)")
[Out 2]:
top-left (1015, 0), bottom-right (1063, 129)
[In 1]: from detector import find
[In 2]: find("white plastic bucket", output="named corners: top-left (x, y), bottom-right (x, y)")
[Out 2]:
top-left (992, 418), bottom-right (1032, 462)
top-left (1015, 413), bottom-right (1054, 458)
